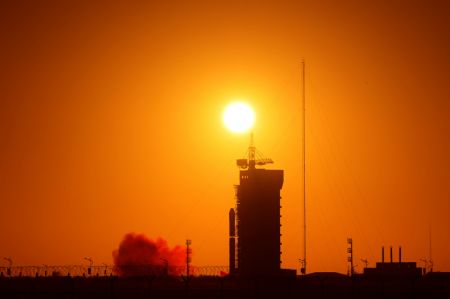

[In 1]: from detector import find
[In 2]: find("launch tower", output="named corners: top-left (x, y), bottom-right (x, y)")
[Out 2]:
top-left (229, 135), bottom-right (292, 276)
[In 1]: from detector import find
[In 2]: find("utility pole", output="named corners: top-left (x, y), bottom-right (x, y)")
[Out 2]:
top-left (361, 259), bottom-right (368, 269)
top-left (3, 257), bottom-right (12, 277)
top-left (347, 238), bottom-right (353, 276)
top-left (420, 259), bottom-right (428, 275)
top-left (186, 239), bottom-right (191, 277)
top-left (84, 257), bottom-right (93, 276)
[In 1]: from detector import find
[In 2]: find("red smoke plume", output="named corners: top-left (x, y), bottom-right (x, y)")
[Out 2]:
top-left (112, 233), bottom-right (186, 277)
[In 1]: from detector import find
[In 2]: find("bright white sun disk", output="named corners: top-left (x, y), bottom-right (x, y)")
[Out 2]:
top-left (223, 102), bottom-right (255, 133)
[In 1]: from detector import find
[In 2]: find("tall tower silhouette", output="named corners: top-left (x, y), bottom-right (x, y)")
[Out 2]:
top-left (229, 135), bottom-right (287, 276)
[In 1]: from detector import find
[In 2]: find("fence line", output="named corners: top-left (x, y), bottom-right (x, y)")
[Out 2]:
top-left (0, 265), bottom-right (229, 278)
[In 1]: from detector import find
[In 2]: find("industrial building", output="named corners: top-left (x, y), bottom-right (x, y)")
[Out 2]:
top-left (362, 246), bottom-right (422, 277)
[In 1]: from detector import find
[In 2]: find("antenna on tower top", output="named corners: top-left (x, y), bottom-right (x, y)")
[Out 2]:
top-left (236, 133), bottom-right (273, 169)
top-left (249, 132), bottom-right (256, 169)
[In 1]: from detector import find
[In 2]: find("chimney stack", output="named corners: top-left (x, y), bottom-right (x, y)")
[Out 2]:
top-left (381, 246), bottom-right (385, 263)
top-left (390, 246), bottom-right (393, 263)
top-left (399, 246), bottom-right (402, 263)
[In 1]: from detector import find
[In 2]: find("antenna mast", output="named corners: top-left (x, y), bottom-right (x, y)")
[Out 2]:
top-left (301, 59), bottom-right (307, 275)
top-left (236, 133), bottom-right (273, 169)
top-left (429, 224), bottom-right (433, 272)
top-left (249, 132), bottom-right (256, 169)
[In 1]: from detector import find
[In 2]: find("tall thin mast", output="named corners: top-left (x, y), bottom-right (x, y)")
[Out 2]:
top-left (429, 224), bottom-right (433, 272)
top-left (302, 60), bottom-right (307, 274)
top-left (249, 132), bottom-right (256, 169)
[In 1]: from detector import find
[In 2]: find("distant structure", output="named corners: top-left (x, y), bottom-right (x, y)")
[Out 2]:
top-left (347, 238), bottom-right (354, 276)
top-left (229, 135), bottom-right (294, 276)
top-left (362, 246), bottom-right (422, 277)
top-left (186, 239), bottom-right (192, 277)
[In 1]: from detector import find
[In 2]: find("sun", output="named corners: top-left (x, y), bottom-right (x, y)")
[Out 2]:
top-left (223, 102), bottom-right (255, 133)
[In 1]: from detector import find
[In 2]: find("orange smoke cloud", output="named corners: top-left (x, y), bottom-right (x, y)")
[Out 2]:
top-left (112, 233), bottom-right (186, 276)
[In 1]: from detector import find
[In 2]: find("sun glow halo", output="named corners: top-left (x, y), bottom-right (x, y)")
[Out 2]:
top-left (223, 102), bottom-right (255, 133)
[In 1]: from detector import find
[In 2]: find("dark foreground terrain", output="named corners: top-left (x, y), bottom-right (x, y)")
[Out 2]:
top-left (1, 272), bottom-right (449, 299)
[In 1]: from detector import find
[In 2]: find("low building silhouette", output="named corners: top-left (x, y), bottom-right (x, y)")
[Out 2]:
top-left (362, 246), bottom-right (422, 277)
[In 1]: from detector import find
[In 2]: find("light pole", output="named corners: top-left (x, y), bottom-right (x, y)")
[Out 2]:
top-left (84, 257), bottom-right (93, 275)
top-left (3, 257), bottom-right (12, 276)
top-left (102, 263), bottom-right (108, 276)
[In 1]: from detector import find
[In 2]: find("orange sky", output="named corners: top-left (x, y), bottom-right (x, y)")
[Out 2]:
top-left (1, 0), bottom-right (449, 274)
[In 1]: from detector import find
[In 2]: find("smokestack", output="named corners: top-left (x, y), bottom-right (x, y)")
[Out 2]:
top-left (390, 246), bottom-right (393, 263)
top-left (382, 246), bottom-right (385, 263)
top-left (399, 246), bottom-right (402, 263)
top-left (229, 208), bottom-right (236, 273)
